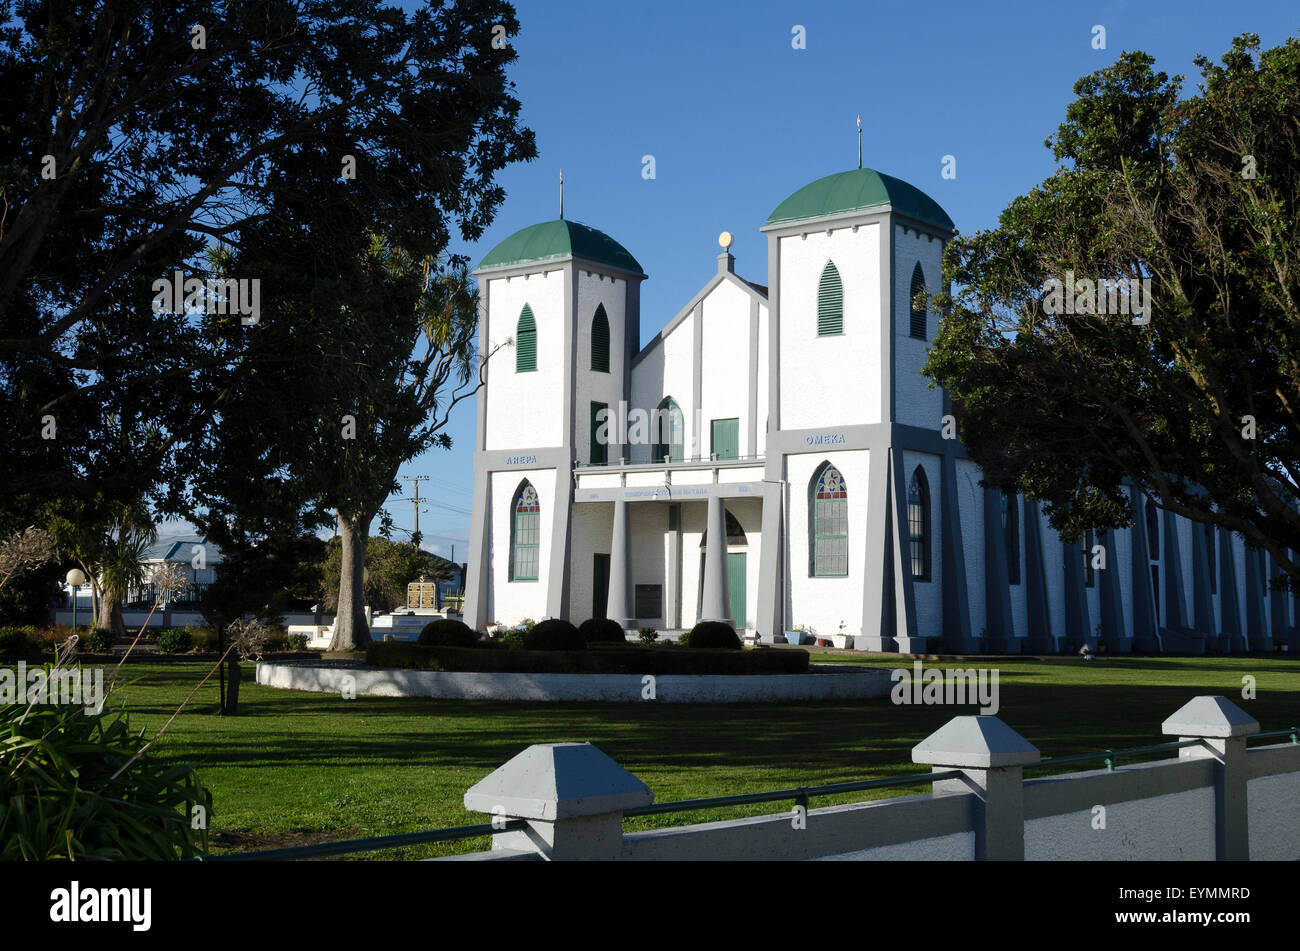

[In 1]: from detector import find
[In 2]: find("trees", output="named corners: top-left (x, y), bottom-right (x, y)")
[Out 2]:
top-left (1, 0), bottom-right (535, 529)
top-left (924, 34), bottom-right (1300, 591)
top-left (319, 535), bottom-right (454, 615)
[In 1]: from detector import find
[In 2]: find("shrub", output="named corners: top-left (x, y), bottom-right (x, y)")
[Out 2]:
top-left (0, 627), bottom-right (31, 654)
top-left (676, 628), bottom-right (692, 648)
top-left (156, 628), bottom-right (192, 653)
top-left (366, 642), bottom-right (809, 675)
top-left (638, 627), bottom-right (658, 644)
top-left (501, 630), bottom-right (525, 651)
top-left (84, 628), bottom-right (114, 653)
top-left (688, 621), bottom-right (742, 650)
top-left (262, 628), bottom-right (289, 651)
top-left (518, 618), bottom-right (537, 632)
top-left (524, 618), bottom-right (586, 651)
top-left (287, 633), bottom-right (308, 650)
top-left (1, 691), bottom-right (212, 859)
top-left (188, 627), bottom-right (218, 650)
top-left (579, 617), bottom-right (626, 644)
top-left (418, 617), bottom-right (476, 648)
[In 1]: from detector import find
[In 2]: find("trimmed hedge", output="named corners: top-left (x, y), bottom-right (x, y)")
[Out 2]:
top-left (688, 621), bottom-right (742, 650)
top-left (418, 618), bottom-right (476, 648)
top-left (366, 642), bottom-right (808, 675)
top-left (524, 618), bottom-right (586, 651)
top-left (578, 617), bottom-right (626, 644)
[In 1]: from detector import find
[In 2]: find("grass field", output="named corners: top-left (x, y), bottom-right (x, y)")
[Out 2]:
top-left (19, 653), bottom-right (1300, 858)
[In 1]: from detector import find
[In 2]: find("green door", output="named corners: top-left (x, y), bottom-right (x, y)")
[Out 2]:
top-left (711, 417), bottom-right (739, 460)
top-left (727, 552), bottom-right (746, 629)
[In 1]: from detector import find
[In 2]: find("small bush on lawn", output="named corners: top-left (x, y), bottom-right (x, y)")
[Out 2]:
top-left (84, 628), bottom-right (114, 653)
top-left (418, 618), bottom-right (476, 648)
top-left (0, 627), bottom-right (32, 654)
top-left (688, 621), bottom-right (742, 650)
top-left (366, 642), bottom-right (809, 675)
top-left (676, 628), bottom-right (692, 648)
top-left (501, 630), bottom-right (525, 650)
top-left (524, 618), bottom-right (586, 651)
top-left (156, 628), bottom-right (192, 653)
top-left (579, 617), bottom-right (626, 644)
top-left (287, 633), bottom-right (308, 650)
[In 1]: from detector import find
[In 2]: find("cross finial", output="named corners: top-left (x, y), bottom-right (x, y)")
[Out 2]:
top-left (559, 168), bottom-right (564, 220)
top-left (857, 114), bottom-right (862, 169)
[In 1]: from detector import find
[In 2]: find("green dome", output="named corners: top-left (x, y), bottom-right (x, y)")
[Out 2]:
top-left (477, 219), bottom-right (644, 274)
top-left (766, 168), bottom-right (954, 231)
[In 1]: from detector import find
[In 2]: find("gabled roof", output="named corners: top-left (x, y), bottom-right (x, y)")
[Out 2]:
top-left (477, 219), bottom-right (645, 275)
top-left (143, 534), bottom-right (223, 564)
top-left (765, 167), bottom-right (954, 232)
top-left (631, 269), bottom-right (767, 368)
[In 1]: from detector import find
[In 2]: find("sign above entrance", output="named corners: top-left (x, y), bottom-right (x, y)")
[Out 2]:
top-left (804, 432), bottom-right (846, 446)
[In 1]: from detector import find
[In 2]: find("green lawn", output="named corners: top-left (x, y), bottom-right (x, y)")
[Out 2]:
top-left (29, 653), bottom-right (1300, 858)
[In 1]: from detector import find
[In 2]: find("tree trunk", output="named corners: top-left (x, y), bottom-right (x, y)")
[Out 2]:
top-left (222, 654), bottom-right (241, 714)
top-left (95, 591), bottom-right (125, 635)
top-left (329, 512), bottom-right (372, 651)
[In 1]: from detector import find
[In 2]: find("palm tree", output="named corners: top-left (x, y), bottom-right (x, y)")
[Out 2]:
top-left (94, 523), bottom-right (156, 635)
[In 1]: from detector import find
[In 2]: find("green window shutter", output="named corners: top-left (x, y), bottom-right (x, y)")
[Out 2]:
top-left (711, 418), bottom-right (739, 461)
top-left (817, 262), bottom-right (843, 336)
top-left (516, 305), bottom-right (537, 372)
top-left (909, 263), bottom-right (927, 339)
top-left (590, 401), bottom-right (608, 465)
top-left (591, 304), bottom-right (610, 373)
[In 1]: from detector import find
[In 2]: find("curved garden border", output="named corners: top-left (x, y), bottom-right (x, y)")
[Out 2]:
top-left (255, 661), bottom-right (895, 703)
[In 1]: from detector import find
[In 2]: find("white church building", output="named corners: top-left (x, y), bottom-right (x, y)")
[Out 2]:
top-left (462, 166), bottom-right (1294, 654)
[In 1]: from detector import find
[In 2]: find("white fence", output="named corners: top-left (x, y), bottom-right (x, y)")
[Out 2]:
top-left (438, 696), bottom-right (1300, 861)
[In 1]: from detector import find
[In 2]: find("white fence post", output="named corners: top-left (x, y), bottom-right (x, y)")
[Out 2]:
top-left (463, 742), bottom-right (652, 860)
top-left (1161, 695), bottom-right (1259, 861)
top-left (913, 715), bottom-right (1041, 860)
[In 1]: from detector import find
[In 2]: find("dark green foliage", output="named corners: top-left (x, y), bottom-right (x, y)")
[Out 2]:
top-left (367, 642), bottom-right (809, 675)
top-left (676, 628), bottom-right (692, 648)
top-left (688, 621), bottom-right (742, 650)
top-left (84, 628), bottom-right (114, 653)
top-left (0, 627), bottom-right (31, 654)
top-left (638, 627), bottom-right (658, 644)
top-left (524, 619), bottom-right (586, 651)
top-left (500, 630), bottom-right (525, 651)
top-left (155, 628), bottom-right (192, 653)
top-left (578, 617), bottom-right (626, 644)
top-left (418, 618), bottom-right (476, 648)
top-left (0, 691), bottom-right (212, 859)
top-left (287, 633), bottom-right (308, 651)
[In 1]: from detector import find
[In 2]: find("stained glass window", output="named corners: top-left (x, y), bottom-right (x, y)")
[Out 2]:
top-left (510, 482), bottom-right (540, 581)
top-left (812, 464), bottom-right (848, 576)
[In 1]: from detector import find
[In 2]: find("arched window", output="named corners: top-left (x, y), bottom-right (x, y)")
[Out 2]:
top-left (910, 262), bottom-right (927, 339)
top-left (509, 482), bottom-right (540, 581)
top-left (908, 467), bottom-right (931, 581)
top-left (1146, 499), bottom-right (1160, 560)
top-left (811, 463), bottom-right (848, 576)
top-left (817, 262), bottom-right (843, 336)
top-left (591, 304), bottom-right (610, 373)
top-left (516, 305), bottom-right (537, 373)
top-left (653, 397), bottom-right (684, 462)
top-left (1003, 491), bottom-right (1020, 585)
top-left (700, 510), bottom-right (748, 547)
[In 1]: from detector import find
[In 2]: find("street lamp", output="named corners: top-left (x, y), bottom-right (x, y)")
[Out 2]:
top-left (65, 568), bottom-right (86, 630)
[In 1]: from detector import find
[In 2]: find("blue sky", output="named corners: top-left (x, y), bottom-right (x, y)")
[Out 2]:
top-left (389, 0), bottom-right (1298, 561)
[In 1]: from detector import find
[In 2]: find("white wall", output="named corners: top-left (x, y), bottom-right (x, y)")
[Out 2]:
top-left (575, 270), bottom-right (626, 463)
top-left (485, 269), bottom-right (566, 451)
top-left (487, 468), bottom-right (555, 626)
top-left (893, 225), bottom-right (946, 431)
top-left (903, 450), bottom-right (942, 638)
top-left (700, 279), bottom-right (758, 458)
top-left (779, 223), bottom-right (883, 430)
top-left (1025, 787), bottom-right (1215, 860)
top-left (786, 449), bottom-right (871, 637)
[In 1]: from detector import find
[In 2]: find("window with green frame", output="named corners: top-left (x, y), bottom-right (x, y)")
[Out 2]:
top-left (710, 418), bottom-right (739, 461)
top-left (516, 305), bottom-right (536, 372)
top-left (817, 261), bottom-right (843, 336)
top-left (510, 482), bottom-right (540, 581)
top-left (591, 304), bottom-right (610, 373)
top-left (811, 463), bottom-right (848, 576)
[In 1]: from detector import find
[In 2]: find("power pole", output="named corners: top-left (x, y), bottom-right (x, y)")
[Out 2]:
top-left (401, 475), bottom-right (430, 544)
